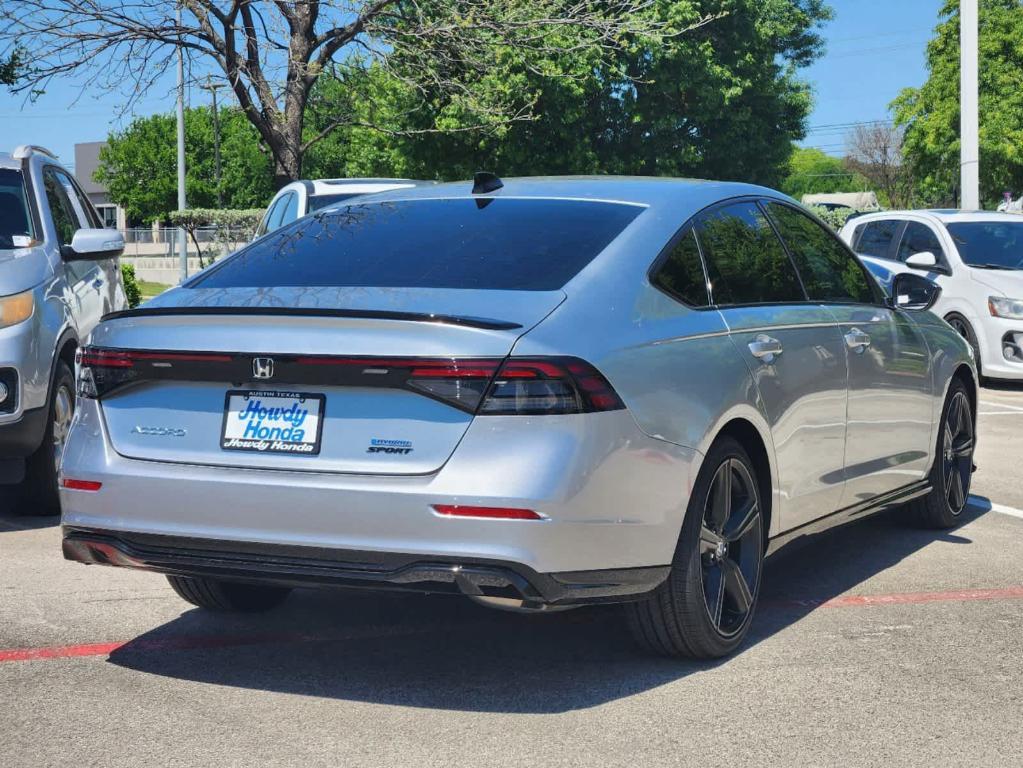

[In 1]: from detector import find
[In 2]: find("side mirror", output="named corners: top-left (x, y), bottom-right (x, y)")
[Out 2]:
top-left (891, 272), bottom-right (941, 312)
top-left (905, 251), bottom-right (951, 275)
top-left (60, 228), bottom-right (124, 261)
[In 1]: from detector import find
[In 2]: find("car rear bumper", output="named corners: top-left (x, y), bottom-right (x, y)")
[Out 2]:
top-left (60, 398), bottom-right (700, 576)
top-left (61, 527), bottom-right (670, 607)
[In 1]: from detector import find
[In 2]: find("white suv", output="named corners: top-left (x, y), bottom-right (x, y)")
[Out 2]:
top-left (840, 210), bottom-right (1023, 381)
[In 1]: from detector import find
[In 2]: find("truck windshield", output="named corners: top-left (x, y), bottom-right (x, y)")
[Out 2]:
top-left (0, 168), bottom-right (35, 249)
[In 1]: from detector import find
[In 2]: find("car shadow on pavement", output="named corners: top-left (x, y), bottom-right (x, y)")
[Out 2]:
top-left (106, 502), bottom-right (989, 714)
top-left (0, 498), bottom-right (59, 531)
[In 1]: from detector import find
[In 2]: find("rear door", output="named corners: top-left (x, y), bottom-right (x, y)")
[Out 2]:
top-left (695, 200), bottom-right (849, 529)
top-left (764, 202), bottom-right (934, 506)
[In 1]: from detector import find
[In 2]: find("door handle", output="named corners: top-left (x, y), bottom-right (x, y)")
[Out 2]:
top-left (748, 334), bottom-right (783, 362)
top-left (844, 328), bottom-right (871, 353)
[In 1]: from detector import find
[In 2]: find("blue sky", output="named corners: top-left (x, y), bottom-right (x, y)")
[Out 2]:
top-left (0, 0), bottom-right (945, 172)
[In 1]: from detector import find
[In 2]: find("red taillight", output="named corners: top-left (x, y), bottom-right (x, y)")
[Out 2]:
top-left (77, 346), bottom-right (236, 399)
top-left (76, 346), bottom-right (624, 415)
top-left (477, 357), bottom-right (624, 415)
top-left (62, 479), bottom-right (102, 492)
top-left (432, 504), bottom-right (543, 520)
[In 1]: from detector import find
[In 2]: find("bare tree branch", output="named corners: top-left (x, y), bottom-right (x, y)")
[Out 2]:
top-left (0, 0), bottom-right (719, 185)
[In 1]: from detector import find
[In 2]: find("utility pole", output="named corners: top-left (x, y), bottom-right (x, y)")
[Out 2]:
top-left (199, 76), bottom-right (225, 208)
top-left (176, 3), bottom-right (188, 282)
top-left (960, 0), bottom-right (980, 210)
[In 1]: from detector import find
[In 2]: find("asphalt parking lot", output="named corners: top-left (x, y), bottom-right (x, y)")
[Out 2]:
top-left (1, 388), bottom-right (1021, 768)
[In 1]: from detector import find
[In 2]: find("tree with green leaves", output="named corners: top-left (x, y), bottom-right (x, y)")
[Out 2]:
top-left (893, 0), bottom-right (1023, 207)
top-left (96, 107), bottom-right (274, 224)
top-left (0, 47), bottom-right (20, 85)
top-left (302, 1), bottom-right (833, 188)
top-left (780, 147), bottom-right (868, 199)
top-left (0, 0), bottom-right (700, 187)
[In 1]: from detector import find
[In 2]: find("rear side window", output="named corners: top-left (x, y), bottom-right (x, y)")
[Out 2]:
top-left (897, 222), bottom-right (945, 262)
top-left (855, 219), bottom-right (901, 259)
top-left (765, 202), bottom-right (877, 304)
top-left (650, 229), bottom-right (710, 307)
top-left (193, 198), bottom-right (643, 291)
top-left (694, 201), bottom-right (805, 306)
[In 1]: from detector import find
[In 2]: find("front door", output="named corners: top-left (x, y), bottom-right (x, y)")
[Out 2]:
top-left (759, 201), bottom-right (935, 508)
top-left (827, 304), bottom-right (934, 506)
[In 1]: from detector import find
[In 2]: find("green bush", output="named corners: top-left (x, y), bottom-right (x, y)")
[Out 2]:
top-left (121, 263), bottom-right (142, 308)
top-left (807, 205), bottom-right (859, 232)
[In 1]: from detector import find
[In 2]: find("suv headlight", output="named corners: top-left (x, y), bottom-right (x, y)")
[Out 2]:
top-left (0, 290), bottom-right (34, 329)
top-left (988, 296), bottom-right (1023, 320)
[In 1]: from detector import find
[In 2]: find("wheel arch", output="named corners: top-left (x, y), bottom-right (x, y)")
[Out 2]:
top-left (705, 416), bottom-right (776, 541)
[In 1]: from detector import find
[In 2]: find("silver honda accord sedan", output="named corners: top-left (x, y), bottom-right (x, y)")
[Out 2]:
top-left (59, 176), bottom-right (977, 658)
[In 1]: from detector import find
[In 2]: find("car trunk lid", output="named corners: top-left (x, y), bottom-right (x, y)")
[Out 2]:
top-left (89, 287), bottom-right (564, 475)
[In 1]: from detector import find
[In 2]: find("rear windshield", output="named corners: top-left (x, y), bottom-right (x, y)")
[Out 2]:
top-left (946, 221), bottom-right (1023, 269)
top-left (192, 198), bottom-right (644, 291)
top-left (0, 168), bottom-right (34, 249)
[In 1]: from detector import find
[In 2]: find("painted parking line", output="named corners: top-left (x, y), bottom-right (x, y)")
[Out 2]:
top-left (3, 586), bottom-right (1023, 665)
top-left (970, 495), bottom-right (1023, 521)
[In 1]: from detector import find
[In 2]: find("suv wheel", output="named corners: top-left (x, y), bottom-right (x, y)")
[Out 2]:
top-left (626, 436), bottom-right (765, 658)
top-left (19, 360), bottom-right (75, 517)
top-left (909, 379), bottom-right (975, 529)
top-left (166, 575), bottom-right (292, 612)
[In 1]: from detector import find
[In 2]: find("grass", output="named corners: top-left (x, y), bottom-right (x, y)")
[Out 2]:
top-left (138, 280), bottom-right (172, 300)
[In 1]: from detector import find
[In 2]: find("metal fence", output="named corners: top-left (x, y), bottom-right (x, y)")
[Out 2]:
top-left (121, 226), bottom-right (255, 246)
top-left (118, 226), bottom-right (255, 285)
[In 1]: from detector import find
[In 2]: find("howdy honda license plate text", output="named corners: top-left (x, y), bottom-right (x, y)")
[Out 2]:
top-left (220, 390), bottom-right (325, 455)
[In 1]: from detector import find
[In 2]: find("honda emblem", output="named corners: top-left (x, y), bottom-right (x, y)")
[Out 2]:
top-left (252, 357), bottom-right (274, 380)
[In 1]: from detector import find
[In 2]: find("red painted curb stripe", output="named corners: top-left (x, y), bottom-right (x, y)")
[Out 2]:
top-left (2, 586), bottom-right (1022, 664)
top-left (818, 586), bottom-right (1023, 608)
top-left (0, 632), bottom-right (308, 663)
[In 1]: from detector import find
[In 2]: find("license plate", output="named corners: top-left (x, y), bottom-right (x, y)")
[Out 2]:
top-left (220, 390), bottom-right (325, 455)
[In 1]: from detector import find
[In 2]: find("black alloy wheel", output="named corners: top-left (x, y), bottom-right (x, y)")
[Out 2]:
top-left (699, 457), bottom-right (763, 637)
top-left (941, 388), bottom-right (974, 516)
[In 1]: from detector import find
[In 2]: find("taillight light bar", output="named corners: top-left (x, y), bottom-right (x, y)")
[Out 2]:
top-left (76, 346), bottom-right (624, 415)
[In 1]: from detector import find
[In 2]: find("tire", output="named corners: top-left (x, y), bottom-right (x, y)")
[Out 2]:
top-left (17, 360), bottom-right (75, 517)
top-left (945, 314), bottom-right (983, 383)
top-left (909, 378), bottom-right (976, 529)
top-left (626, 436), bottom-right (765, 659)
top-left (166, 575), bottom-right (292, 612)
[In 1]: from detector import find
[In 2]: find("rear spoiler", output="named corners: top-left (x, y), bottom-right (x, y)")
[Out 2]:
top-left (101, 305), bottom-right (522, 332)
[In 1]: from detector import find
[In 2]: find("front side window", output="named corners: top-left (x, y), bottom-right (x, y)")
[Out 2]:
top-left (0, 168), bottom-right (34, 248)
top-left (650, 228), bottom-right (710, 307)
top-left (42, 168), bottom-right (80, 246)
top-left (765, 202), bottom-right (877, 304)
top-left (897, 222), bottom-right (945, 262)
top-left (694, 201), bottom-right (805, 306)
top-left (854, 219), bottom-right (901, 259)
top-left (192, 198), bottom-right (644, 291)
top-left (946, 221), bottom-right (1023, 270)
